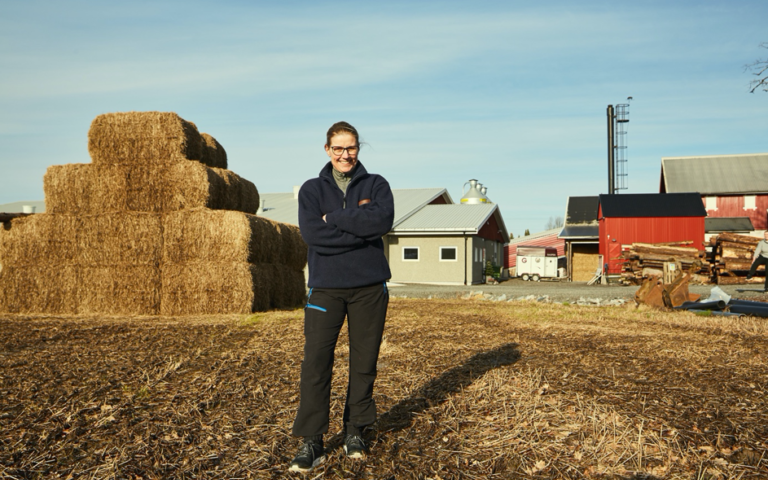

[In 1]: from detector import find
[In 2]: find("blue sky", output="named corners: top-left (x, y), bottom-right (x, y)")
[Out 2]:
top-left (1, 0), bottom-right (766, 237)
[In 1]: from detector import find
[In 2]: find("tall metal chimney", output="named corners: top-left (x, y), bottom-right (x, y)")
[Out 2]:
top-left (607, 104), bottom-right (615, 195)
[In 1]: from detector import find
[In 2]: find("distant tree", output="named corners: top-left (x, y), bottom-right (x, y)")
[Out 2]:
top-left (746, 42), bottom-right (768, 93)
top-left (544, 216), bottom-right (564, 230)
top-left (524, 229), bottom-right (530, 236)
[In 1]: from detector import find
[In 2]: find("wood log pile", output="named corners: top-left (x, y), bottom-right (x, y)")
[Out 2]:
top-left (618, 242), bottom-right (711, 285)
top-left (709, 232), bottom-right (764, 285)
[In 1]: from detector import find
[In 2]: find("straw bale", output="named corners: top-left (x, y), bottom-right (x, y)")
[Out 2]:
top-left (271, 267), bottom-right (307, 309)
top-left (79, 265), bottom-right (161, 315)
top-left (79, 213), bottom-right (162, 265)
top-left (45, 162), bottom-right (259, 214)
top-left (87, 111), bottom-right (207, 166)
top-left (0, 265), bottom-right (79, 314)
top-left (161, 262), bottom-right (271, 315)
top-left (572, 249), bottom-right (600, 282)
top-left (200, 133), bottom-right (227, 169)
top-left (161, 261), bottom-right (306, 315)
top-left (163, 209), bottom-right (279, 264)
top-left (162, 209), bottom-right (306, 270)
top-left (0, 214), bottom-right (80, 266)
top-left (274, 221), bottom-right (308, 272)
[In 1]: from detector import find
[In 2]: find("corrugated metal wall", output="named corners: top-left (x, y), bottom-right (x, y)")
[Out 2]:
top-left (505, 233), bottom-right (565, 268)
top-left (599, 216), bottom-right (705, 274)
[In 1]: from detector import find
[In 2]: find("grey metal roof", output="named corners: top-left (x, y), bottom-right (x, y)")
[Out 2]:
top-left (258, 188), bottom-right (451, 226)
top-left (661, 153), bottom-right (768, 195)
top-left (559, 225), bottom-right (599, 239)
top-left (393, 203), bottom-right (509, 239)
top-left (0, 200), bottom-right (46, 213)
top-left (258, 192), bottom-right (298, 224)
top-left (390, 188), bottom-right (453, 227)
top-left (705, 217), bottom-right (754, 232)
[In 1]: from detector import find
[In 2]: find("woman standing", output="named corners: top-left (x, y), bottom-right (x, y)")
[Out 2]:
top-left (289, 122), bottom-right (394, 473)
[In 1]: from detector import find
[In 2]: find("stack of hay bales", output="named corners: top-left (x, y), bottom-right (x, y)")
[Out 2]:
top-left (0, 112), bottom-right (306, 315)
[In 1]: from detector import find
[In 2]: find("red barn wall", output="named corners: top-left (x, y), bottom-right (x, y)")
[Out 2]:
top-left (702, 194), bottom-right (768, 230)
top-left (599, 216), bottom-right (705, 274)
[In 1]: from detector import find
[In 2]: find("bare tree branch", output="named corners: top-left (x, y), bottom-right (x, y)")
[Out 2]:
top-left (745, 42), bottom-right (768, 93)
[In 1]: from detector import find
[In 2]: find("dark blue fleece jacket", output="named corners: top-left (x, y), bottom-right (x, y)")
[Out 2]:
top-left (298, 161), bottom-right (394, 288)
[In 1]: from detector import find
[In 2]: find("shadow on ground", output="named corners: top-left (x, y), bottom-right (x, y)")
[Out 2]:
top-left (375, 342), bottom-right (520, 435)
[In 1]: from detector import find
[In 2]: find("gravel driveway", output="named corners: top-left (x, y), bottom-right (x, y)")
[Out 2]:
top-left (387, 278), bottom-right (768, 304)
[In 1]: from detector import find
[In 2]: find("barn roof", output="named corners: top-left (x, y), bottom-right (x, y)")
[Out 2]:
top-left (564, 196), bottom-right (599, 225)
top-left (660, 153), bottom-right (768, 195)
top-left (598, 193), bottom-right (707, 218)
top-left (393, 203), bottom-right (509, 242)
top-left (259, 187), bottom-right (452, 226)
top-left (507, 228), bottom-right (563, 247)
top-left (0, 200), bottom-right (46, 213)
top-left (559, 196), bottom-right (599, 239)
top-left (705, 217), bottom-right (754, 232)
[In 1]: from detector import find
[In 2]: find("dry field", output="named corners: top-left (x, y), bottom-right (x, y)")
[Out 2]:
top-left (1, 299), bottom-right (767, 479)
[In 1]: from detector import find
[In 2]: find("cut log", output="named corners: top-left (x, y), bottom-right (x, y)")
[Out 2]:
top-left (721, 247), bottom-right (753, 260)
top-left (717, 276), bottom-right (765, 285)
top-left (716, 232), bottom-right (761, 246)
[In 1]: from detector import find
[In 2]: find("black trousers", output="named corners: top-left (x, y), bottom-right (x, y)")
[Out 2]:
top-left (292, 282), bottom-right (389, 437)
top-left (748, 256), bottom-right (768, 289)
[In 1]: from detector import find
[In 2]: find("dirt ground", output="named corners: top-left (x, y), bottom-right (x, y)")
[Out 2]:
top-left (2, 299), bottom-right (767, 479)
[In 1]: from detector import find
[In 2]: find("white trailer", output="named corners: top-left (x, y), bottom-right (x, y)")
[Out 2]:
top-left (516, 246), bottom-right (559, 281)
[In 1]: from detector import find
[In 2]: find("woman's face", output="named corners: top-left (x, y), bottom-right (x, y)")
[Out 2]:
top-left (325, 132), bottom-right (358, 174)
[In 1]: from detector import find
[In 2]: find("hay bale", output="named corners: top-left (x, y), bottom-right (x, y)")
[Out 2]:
top-left (275, 222), bottom-right (308, 272)
top-left (0, 265), bottom-right (79, 314)
top-left (79, 213), bottom-right (162, 265)
top-left (0, 214), bottom-right (79, 265)
top-left (44, 162), bottom-right (259, 214)
top-left (161, 262), bottom-right (306, 315)
top-left (79, 265), bottom-right (161, 315)
top-left (163, 209), bottom-right (306, 269)
top-left (161, 262), bottom-right (271, 315)
top-left (572, 247), bottom-right (600, 282)
top-left (271, 267), bottom-right (307, 309)
top-left (87, 111), bottom-right (206, 166)
top-left (163, 209), bottom-right (276, 265)
top-left (200, 133), bottom-right (227, 169)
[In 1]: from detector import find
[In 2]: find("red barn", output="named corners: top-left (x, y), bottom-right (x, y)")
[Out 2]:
top-left (660, 153), bottom-right (768, 231)
top-left (599, 193), bottom-right (706, 274)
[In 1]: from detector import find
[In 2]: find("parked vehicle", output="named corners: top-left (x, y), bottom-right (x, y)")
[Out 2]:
top-left (516, 246), bottom-right (559, 281)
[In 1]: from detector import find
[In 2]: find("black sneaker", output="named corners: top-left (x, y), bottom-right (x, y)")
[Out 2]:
top-left (289, 440), bottom-right (324, 473)
top-left (746, 275), bottom-right (753, 280)
top-left (343, 434), bottom-right (366, 459)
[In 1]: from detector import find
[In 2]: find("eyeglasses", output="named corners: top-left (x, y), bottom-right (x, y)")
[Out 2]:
top-left (330, 145), bottom-right (359, 156)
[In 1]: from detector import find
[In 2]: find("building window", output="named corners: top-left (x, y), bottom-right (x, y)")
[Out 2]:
top-left (704, 196), bottom-right (718, 211)
top-left (439, 246), bottom-right (457, 261)
top-left (744, 195), bottom-right (757, 210)
top-left (402, 247), bottom-right (419, 261)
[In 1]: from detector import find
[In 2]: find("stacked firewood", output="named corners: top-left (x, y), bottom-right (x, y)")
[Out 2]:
top-left (709, 232), bottom-right (764, 285)
top-left (619, 242), bottom-right (711, 285)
